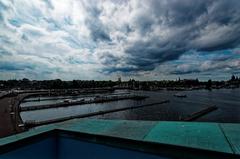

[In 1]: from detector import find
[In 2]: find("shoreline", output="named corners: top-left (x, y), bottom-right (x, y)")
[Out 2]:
top-left (0, 92), bottom-right (48, 138)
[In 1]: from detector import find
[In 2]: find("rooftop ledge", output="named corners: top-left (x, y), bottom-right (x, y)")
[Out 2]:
top-left (0, 119), bottom-right (239, 159)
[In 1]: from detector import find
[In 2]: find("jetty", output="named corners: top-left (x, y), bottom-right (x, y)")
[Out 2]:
top-left (22, 92), bottom-right (131, 103)
top-left (183, 106), bottom-right (218, 121)
top-left (24, 100), bottom-right (169, 127)
top-left (20, 95), bottom-right (148, 111)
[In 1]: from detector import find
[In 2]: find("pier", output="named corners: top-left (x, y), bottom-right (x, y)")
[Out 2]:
top-left (20, 95), bottom-right (148, 111)
top-left (25, 100), bottom-right (170, 127)
top-left (22, 92), bottom-right (131, 103)
top-left (183, 106), bottom-right (218, 121)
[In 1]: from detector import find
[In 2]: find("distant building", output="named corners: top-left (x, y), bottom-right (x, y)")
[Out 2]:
top-left (118, 77), bottom-right (121, 83)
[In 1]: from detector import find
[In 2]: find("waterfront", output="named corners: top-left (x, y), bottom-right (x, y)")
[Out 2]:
top-left (20, 88), bottom-right (240, 123)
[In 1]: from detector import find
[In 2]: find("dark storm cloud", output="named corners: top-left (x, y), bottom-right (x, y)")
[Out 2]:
top-left (102, 0), bottom-right (240, 73)
top-left (0, 61), bottom-right (35, 71)
top-left (125, 39), bottom-right (183, 67)
top-left (170, 63), bottom-right (240, 75)
top-left (86, 20), bottom-right (111, 42)
top-left (0, 1), bottom-right (7, 10)
top-left (170, 69), bottom-right (201, 75)
top-left (83, 1), bottom-right (111, 42)
top-left (0, 48), bottom-right (12, 56)
top-left (42, 0), bottom-right (54, 10)
top-left (168, 58), bottom-right (240, 75)
top-left (0, 35), bottom-right (13, 45)
top-left (0, 1), bottom-right (8, 21)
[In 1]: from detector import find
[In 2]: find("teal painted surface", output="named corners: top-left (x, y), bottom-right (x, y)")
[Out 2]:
top-left (0, 119), bottom-right (239, 155)
top-left (58, 119), bottom-right (124, 134)
top-left (144, 122), bottom-right (232, 153)
top-left (58, 119), bottom-right (239, 154)
top-left (59, 119), bottom-right (157, 140)
top-left (0, 125), bottom-right (55, 146)
top-left (220, 123), bottom-right (240, 154)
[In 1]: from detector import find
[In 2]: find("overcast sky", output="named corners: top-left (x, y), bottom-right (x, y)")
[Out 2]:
top-left (0, 0), bottom-right (240, 81)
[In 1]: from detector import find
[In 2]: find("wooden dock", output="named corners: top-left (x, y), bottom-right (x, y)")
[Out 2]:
top-left (20, 95), bottom-right (148, 111)
top-left (183, 106), bottom-right (218, 121)
top-left (25, 100), bottom-right (170, 127)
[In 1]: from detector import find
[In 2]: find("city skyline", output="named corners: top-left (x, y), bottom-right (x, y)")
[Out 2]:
top-left (0, 0), bottom-right (240, 81)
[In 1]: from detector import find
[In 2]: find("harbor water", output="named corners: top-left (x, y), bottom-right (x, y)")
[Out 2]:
top-left (20, 88), bottom-right (240, 123)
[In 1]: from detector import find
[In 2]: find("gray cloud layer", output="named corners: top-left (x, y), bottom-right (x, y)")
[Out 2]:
top-left (100, 0), bottom-right (240, 73)
top-left (0, 0), bottom-right (239, 80)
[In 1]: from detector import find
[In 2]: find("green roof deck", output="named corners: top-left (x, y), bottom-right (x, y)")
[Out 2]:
top-left (0, 119), bottom-right (239, 157)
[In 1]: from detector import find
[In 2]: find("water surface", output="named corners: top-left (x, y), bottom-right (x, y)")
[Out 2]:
top-left (20, 89), bottom-right (240, 123)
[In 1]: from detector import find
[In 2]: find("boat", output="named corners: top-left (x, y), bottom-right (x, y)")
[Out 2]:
top-left (80, 99), bottom-right (85, 102)
top-left (174, 93), bottom-right (187, 98)
top-left (63, 99), bottom-right (72, 103)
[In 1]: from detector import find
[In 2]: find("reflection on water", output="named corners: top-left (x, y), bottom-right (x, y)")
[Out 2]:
top-left (20, 89), bottom-right (240, 123)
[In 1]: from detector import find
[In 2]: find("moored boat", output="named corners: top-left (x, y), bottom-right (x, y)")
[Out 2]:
top-left (174, 93), bottom-right (187, 98)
